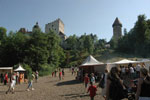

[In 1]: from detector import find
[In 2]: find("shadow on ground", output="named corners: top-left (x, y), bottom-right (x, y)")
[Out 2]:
top-left (56, 80), bottom-right (82, 86)
top-left (60, 93), bottom-right (89, 99)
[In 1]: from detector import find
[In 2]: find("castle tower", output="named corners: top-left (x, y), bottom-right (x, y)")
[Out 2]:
top-left (45, 18), bottom-right (66, 40)
top-left (32, 22), bottom-right (41, 32)
top-left (112, 17), bottom-right (122, 40)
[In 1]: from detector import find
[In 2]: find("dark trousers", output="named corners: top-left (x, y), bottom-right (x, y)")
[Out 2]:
top-left (90, 96), bottom-right (94, 100)
top-left (4, 80), bottom-right (7, 85)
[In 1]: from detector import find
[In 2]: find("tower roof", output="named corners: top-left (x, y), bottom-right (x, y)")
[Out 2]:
top-left (112, 17), bottom-right (122, 27)
top-left (33, 22), bottom-right (40, 29)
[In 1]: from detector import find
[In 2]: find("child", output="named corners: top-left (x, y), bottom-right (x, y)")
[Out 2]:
top-left (84, 73), bottom-right (89, 89)
top-left (87, 82), bottom-right (97, 100)
top-left (90, 73), bottom-right (95, 84)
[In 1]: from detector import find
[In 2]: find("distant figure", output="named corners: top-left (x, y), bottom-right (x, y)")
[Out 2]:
top-left (54, 70), bottom-right (57, 77)
top-left (72, 67), bottom-right (74, 75)
top-left (135, 68), bottom-right (150, 100)
top-left (121, 66), bottom-right (125, 79)
top-left (87, 82), bottom-right (97, 100)
top-left (6, 73), bottom-right (16, 94)
top-left (16, 72), bottom-right (19, 84)
top-left (27, 73), bottom-right (35, 91)
top-left (136, 64), bottom-right (141, 78)
top-left (130, 66), bottom-right (135, 79)
top-left (90, 73), bottom-right (95, 84)
top-left (0, 73), bottom-right (4, 83)
top-left (84, 73), bottom-right (89, 89)
top-left (35, 70), bottom-right (39, 83)
top-left (59, 70), bottom-right (62, 80)
top-left (62, 69), bottom-right (65, 79)
top-left (52, 71), bottom-right (55, 77)
top-left (4, 73), bottom-right (8, 85)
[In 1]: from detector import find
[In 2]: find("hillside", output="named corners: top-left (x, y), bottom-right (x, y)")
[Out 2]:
top-left (94, 50), bottom-right (149, 63)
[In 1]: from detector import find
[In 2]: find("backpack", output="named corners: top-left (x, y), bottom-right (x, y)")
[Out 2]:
top-left (99, 73), bottom-right (105, 88)
top-left (109, 78), bottom-right (127, 100)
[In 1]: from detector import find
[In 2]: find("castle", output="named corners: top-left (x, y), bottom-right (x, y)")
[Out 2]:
top-left (19, 18), bottom-right (122, 41)
top-left (19, 18), bottom-right (67, 40)
top-left (112, 17), bottom-right (122, 41)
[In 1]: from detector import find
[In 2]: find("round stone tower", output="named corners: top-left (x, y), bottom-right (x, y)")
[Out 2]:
top-left (112, 17), bottom-right (122, 41)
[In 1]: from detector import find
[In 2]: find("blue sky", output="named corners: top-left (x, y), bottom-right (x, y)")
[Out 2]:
top-left (0, 0), bottom-right (150, 41)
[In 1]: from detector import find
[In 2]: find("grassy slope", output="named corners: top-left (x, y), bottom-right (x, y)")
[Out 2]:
top-left (94, 50), bottom-right (148, 63)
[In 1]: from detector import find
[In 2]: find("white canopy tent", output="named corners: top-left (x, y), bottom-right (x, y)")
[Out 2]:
top-left (113, 59), bottom-right (139, 64)
top-left (80, 55), bottom-right (105, 74)
top-left (14, 65), bottom-right (26, 71)
top-left (80, 55), bottom-right (103, 66)
top-left (107, 59), bottom-right (139, 71)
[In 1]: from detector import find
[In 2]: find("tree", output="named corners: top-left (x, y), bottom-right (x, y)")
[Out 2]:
top-left (0, 27), bottom-right (7, 40)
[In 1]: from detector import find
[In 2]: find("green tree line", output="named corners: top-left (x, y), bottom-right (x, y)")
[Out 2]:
top-left (0, 28), bottom-right (107, 75)
top-left (114, 15), bottom-right (150, 57)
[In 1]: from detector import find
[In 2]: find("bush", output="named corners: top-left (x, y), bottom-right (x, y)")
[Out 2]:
top-left (22, 64), bottom-right (32, 79)
top-left (39, 64), bottom-right (55, 76)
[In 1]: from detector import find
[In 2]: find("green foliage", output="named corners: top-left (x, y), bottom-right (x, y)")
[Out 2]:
top-left (39, 64), bottom-right (55, 76)
top-left (22, 64), bottom-right (32, 79)
top-left (0, 28), bottom-right (65, 72)
top-left (116, 14), bottom-right (150, 57)
top-left (0, 27), bottom-right (7, 40)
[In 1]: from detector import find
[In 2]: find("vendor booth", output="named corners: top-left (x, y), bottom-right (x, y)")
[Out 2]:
top-left (0, 67), bottom-right (13, 74)
top-left (78, 55), bottom-right (105, 81)
top-left (79, 55), bottom-right (105, 76)
top-left (14, 65), bottom-right (26, 83)
top-left (0, 67), bottom-right (13, 83)
top-left (107, 59), bottom-right (141, 71)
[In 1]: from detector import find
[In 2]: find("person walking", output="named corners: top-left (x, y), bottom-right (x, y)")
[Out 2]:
top-left (27, 72), bottom-right (35, 91)
top-left (59, 69), bottom-right (62, 80)
top-left (35, 70), bottom-right (39, 83)
top-left (84, 73), bottom-right (89, 90)
top-left (87, 82), bottom-right (97, 100)
top-left (62, 69), bottom-right (65, 79)
top-left (4, 73), bottom-right (8, 85)
top-left (6, 73), bottom-right (16, 94)
top-left (97, 69), bottom-right (108, 99)
top-left (135, 68), bottom-right (150, 100)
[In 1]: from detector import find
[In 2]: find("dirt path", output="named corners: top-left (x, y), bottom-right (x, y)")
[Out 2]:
top-left (0, 69), bottom-right (104, 100)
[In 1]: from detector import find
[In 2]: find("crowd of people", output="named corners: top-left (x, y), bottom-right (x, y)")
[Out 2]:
top-left (1, 65), bottom-right (150, 100)
top-left (0, 71), bottom-right (39, 94)
top-left (82, 64), bottom-right (150, 100)
top-left (52, 68), bottom-right (65, 80)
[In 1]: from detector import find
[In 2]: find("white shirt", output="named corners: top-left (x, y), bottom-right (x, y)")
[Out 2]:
top-left (130, 67), bottom-right (134, 73)
top-left (121, 67), bottom-right (125, 73)
top-left (136, 64), bottom-right (141, 71)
